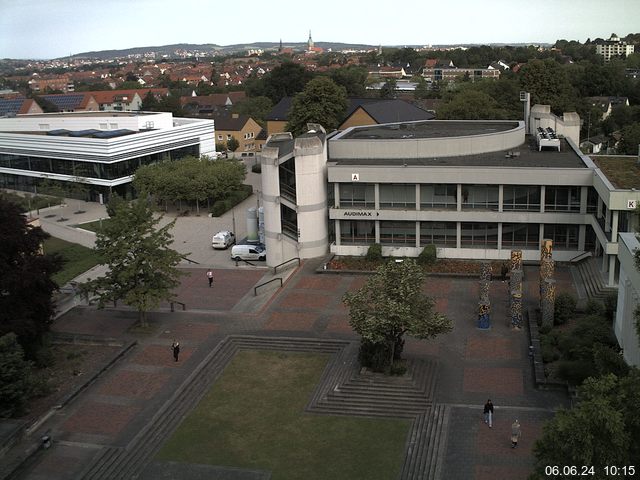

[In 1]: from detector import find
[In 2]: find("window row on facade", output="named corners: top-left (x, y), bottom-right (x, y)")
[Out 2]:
top-left (339, 220), bottom-right (597, 250)
top-left (0, 144), bottom-right (199, 180)
top-left (335, 183), bottom-right (599, 213)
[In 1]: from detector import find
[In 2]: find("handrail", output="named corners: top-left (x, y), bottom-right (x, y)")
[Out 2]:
top-left (273, 257), bottom-right (300, 274)
top-left (254, 278), bottom-right (283, 296)
top-left (181, 256), bottom-right (200, 264)
top-left (170, 301), bottom-right (186, 312)
top-left (569, 251), bottom-right (592, 263)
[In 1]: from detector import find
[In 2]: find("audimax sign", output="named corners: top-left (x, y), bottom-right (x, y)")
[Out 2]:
top-left (342, 210), bottom-right (380, 217)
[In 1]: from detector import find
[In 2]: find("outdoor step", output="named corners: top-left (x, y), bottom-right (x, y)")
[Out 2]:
top-left (333, 384), bottom-right (429, 398)
top-left (423, 404), bottom-right (448, 479)
top-left (81, 446), bottom-right (123, 480)
top-left (400, 412), bottom-right (426, 479)
top-left (307, 405), bottom-right (420, 419)
top-left (317, 398), bottom-right (428, 413)
top-left (322, 394), bottom-right (430, 412)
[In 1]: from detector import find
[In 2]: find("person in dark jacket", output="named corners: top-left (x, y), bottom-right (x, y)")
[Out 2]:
top-left (483, 399), bottom-right (494, 428)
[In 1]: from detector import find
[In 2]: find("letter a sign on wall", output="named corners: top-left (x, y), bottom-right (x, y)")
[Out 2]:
top-left (351, 173), bottom-right (360, 181)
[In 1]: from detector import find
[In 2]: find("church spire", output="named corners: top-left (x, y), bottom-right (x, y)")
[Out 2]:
top-left (308, 30), bottom-right (314, 50)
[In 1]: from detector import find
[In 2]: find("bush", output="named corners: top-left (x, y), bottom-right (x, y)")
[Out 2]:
top-left (556, 359), bottom-right (595, 386)
top-left (0, 333), bottom-right (35, 418)
top-left (554, 292), bottom-right (577, 325)
top-left (210, 199), bottom-right (232, 217)
top-left (365, 243), bottom-right (383, 262)
top-left (593, 344), bottom-right (629, 377)
top-left (585, 299), bottom-right (605, 316)
top-left (603, 292), bottom-right (618, 321)
top-left (417, 244), bottom-right (437, 265)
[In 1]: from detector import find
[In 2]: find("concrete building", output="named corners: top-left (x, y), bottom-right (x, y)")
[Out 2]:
top-left (259, 105), bottom-right (640, 289)
top-left (0, 111), bottom-right (215, 202)
top-left (614, 233), bottom-right (640, 367)
top-left (596, 33), bottom-right (635, 62)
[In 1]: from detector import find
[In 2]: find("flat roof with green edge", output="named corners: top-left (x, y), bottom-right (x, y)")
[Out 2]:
top-left (591, 155), bottom-right (640, 189)
top-left (156, 350), bottom-right (410, 480)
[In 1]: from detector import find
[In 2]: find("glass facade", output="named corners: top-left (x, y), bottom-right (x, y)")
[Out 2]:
top-left (420, 184), bottom-right (456, 209)
top-left (502, 186), bottom-right (541, 211)
top-left (462, 185), bottom-right (499, 210)
top-left (281, 204), bottom-right (298, 240)
top-left (0, 145), bottom-right (198, 181)
top-left (279, 158), bottom-right (296, 202)
top-left (379, 221), bottom-right (416, 245)
top-left (502, 223), bottom-right (540, 248)
top-left (420, 221), bottom-right (457, 246)
top-left (339, 183), bottom-right (374, 207)
top-left (379, 184), bottom-right (416, 209)
top-left (545, 186), bottom-right (581, 212)
top-left (340, 220), bottom-right (375, 245)
top-left (544, 224), bottom-right (579, 249)
top-left (461, 222), bottom-right (499, 248)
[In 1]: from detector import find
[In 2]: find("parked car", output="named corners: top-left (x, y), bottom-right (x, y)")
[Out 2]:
top-left (212, 230), bottom-right (235, 249)
top-left (231, 244), bottom-right (266, 261)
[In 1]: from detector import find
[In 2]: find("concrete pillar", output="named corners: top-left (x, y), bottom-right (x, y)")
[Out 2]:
top-left (415, 221), bottom-right (420, 248)
top-left (456, 222), bottom-right (461, 249)
top-left (457, 184), bottom-right (462, 212)
top-left (415, 184), bottom-right (420, 211)
top-left (498, 184), bottom-right (504, 213)
top-left (580, 186), bottom-right (588, 214)
top-left (609, 255), bottom-right (616, 287)
top-left (333, 183), bottom-right (340, 207)
top-left (334, 220), bottom-right (341, 246)
top-left (612, 211), bottom-right (619, 241)
top-left (497, 223), bottom-right (503, 250)
top-left (374, 183), bottom-right (380, 210)
top-left (375, 220), bottom-right (380, 244)
top-left (578, 224), bottom-right (586, 251)
top-left (540, 185), bottom-right (546, 213)
top-left (597, 196), bottom-right (603, 219)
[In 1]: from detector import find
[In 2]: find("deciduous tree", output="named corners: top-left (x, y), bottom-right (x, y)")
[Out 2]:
top-left (0, 197), bottom-right (61, 360)
top-left (343, 259), bottom-right (452, 371)
top-left (84, 199), bottom-right (184, 327)
top-left (285, 77), bottom-right (348, 135)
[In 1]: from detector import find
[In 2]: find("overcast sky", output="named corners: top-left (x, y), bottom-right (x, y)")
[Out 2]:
top-left (1, 0), bottom-right (639, 59)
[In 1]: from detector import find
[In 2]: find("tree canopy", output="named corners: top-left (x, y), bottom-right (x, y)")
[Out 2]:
top-left (133, 156), bottom-right (246, 211)
top-left (531, 371), bottom-right (640, 478)
top-left (246, 62), bottom-right (314, 104)
top-left (343, 259), bottom-right (452, 370)
top-left (0, 197), bottom-right (61, 360)
top-left (84, 199), bottom-right (184, 327)
top-left (285, 77), bottom-right (348, 135)
top-left (519, 58), bottom-right (577, 114)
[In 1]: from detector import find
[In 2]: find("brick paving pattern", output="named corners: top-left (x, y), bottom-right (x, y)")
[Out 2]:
top-left (62, 401), bottom-right (141, 437)
top-left (13, 259), bottom-right (578, 480)
top-left (97, 370), bottom-right (171, 399)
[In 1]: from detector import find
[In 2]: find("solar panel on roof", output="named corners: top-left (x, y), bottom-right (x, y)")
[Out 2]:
top-left (92, 129), bottom-right (134, 139)
top-left (42, 94), bottom-right (84, 110)
top-left (47, 129), bottom-right (71, 136)
top-left (0, 99), bottom-right (25, 116)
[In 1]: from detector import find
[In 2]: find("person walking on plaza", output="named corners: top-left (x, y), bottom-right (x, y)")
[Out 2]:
top-left (172, 340), bottom-right (180, 362)
top-left (483, 399), bottom-right (494, 428)
top-left (501, 262), bottom-right (509, 282)
top-left (511, 419), bottom-right (521, 448)
top-left (206, 269), bottom-right (214, 288)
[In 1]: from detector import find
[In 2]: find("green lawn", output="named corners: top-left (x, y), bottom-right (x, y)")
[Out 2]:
top-left (43, 237), bottom-right (102, 286)
top-left (75, 218), bottom-right (111, 233)
top-left (157, 350), bottom-right (410, 480)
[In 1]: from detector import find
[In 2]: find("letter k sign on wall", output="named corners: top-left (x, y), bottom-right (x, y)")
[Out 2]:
top-left (351, 173), bottom-right (360, 181)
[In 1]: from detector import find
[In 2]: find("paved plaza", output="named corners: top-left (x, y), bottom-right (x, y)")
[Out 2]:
top-left (2, 181), bottom-right (574, 479)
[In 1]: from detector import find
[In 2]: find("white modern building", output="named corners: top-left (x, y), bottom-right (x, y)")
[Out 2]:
top-left (596, 33), bottom-right (635, 62)
top-left (260, 105), bottom-right (640, 289)
top-left (615, 233), bottom-right (640, 367)
top-left (0, 111), bottom-right (215, 201)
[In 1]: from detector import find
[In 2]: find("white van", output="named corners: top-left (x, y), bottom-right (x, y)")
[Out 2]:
top-left (231, 244), bottom-right (266, 261)
top-left (212, 230), bottom-right (235, 249)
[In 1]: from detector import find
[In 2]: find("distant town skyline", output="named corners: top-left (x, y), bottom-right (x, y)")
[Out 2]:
top-left (1, 0), bottom-right (639, 60)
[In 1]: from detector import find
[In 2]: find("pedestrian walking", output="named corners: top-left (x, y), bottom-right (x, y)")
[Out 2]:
top-left (511, 419), bottom-right (521, 448)
top-left (483, 399), bottom-right (494, 428)
top-left (172, 340), bottom-right (180, 362)
top-left (206, 269), bottom-right (214, 288)
top-left (501, 262), bottom-right (509, 282)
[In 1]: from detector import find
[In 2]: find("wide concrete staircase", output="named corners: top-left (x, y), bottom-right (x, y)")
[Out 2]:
top-left (571, 257), bottom-right (617, 301)
top-left (79, 336), bottom-right (448, 480)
